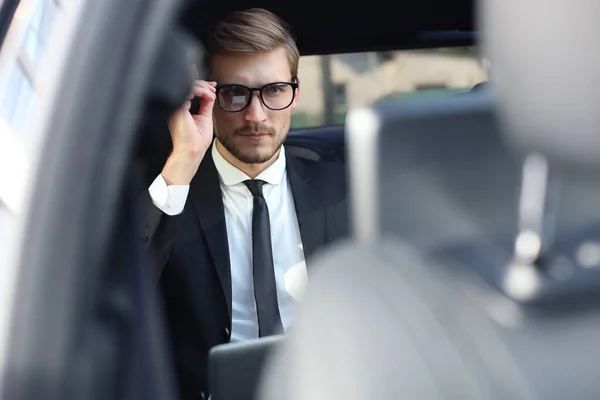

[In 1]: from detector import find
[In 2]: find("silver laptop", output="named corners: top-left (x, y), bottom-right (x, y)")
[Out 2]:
top-left (208, 335), bottom-right (284, 400)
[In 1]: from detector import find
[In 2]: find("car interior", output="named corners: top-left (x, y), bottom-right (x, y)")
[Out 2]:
top-left (4, 0), bottom-right (600, 398)
top-left (139, 0), bottom-right (478, 187)
top-left (0, 0), bottom-right (479, 397)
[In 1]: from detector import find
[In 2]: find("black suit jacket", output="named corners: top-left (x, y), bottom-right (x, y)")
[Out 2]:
top-left (142, 148), bottom-right (348, 400)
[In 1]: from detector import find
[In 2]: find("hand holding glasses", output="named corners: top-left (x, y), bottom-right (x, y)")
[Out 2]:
top-left (191, 78), bottom-right (298, 114)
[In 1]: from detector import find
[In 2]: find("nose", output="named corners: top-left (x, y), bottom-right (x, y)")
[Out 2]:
top-left (244, 92), bottom-right (267, 123)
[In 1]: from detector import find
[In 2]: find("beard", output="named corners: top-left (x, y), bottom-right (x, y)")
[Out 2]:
top-left (217, 122), bottom-right (289, 164)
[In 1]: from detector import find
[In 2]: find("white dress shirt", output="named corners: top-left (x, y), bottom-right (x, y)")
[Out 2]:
top-left (148, 142), bottom-right (308, 342)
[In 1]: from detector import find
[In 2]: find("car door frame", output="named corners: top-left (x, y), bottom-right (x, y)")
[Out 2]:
top-left (1, 0), bottom-right (189, 398)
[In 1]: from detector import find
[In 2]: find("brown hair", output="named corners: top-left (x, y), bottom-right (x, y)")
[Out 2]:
top-left (205, 8), bottom-right (300, 79)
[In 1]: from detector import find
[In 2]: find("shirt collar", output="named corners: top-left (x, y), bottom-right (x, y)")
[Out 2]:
top-left (211, 138), bottom-right (286, 187)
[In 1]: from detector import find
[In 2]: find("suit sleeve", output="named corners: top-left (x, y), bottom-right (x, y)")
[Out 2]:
top-left (139, 174), bottom-right (189, 276)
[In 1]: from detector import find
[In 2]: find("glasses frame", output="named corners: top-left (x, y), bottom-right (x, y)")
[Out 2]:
top-left (215, 78), bottom-right (299, 113)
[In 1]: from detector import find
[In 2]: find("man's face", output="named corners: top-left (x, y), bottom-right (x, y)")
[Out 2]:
top-left (211, 47), bottom-right (299, 164)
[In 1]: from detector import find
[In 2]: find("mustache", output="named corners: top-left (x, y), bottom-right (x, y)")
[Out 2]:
top-left (234, 125), bottom-right (276, 136)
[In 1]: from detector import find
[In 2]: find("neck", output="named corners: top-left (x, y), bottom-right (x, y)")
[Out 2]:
top-left (215, 139), bottom-right (280, 179)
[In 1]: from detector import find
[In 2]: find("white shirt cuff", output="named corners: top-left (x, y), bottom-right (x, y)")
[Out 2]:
top-left (148, 174), bottom-right (190, 216)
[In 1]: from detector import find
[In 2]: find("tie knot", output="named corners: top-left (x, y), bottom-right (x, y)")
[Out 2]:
top-left (243, 179), bottom-right (267, 197)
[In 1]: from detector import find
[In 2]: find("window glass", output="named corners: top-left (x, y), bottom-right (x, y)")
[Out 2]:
top-left (1, 0), bottom-right (57, 147)
top-left (292, 47), bottom-right (486, 129)
top-left (1, 61), bottom-right (24, 121)
top-left (0, 0), bottom-right (62, 214)
top-left (21, 0), bottom-right (57, 68)
top-left (0, 0), bottom-right (84, 375)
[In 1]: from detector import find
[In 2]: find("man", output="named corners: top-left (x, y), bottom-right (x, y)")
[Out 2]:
top-left (144, 8), bottom-right (348, 400)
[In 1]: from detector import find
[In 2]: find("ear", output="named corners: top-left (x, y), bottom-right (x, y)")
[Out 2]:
top-left (291, 77), bottom-right (300, 110)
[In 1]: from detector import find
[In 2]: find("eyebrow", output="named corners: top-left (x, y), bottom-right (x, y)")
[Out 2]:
top-left (217, 79), bottom-right (295, 87)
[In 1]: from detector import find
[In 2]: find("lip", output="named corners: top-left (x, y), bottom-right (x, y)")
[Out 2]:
top-left (239, 133), bottom-right (269, 140)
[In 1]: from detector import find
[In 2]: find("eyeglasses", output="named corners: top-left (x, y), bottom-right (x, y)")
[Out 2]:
top-left (216, 79), bottom-right (299, 112)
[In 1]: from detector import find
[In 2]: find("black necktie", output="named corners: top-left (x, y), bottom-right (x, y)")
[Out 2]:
top-left (243, 179), bottom-right (284, 337)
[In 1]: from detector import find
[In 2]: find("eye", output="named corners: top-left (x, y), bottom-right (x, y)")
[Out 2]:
top-left (263, 84), bottom-right (287, 96)
top-left (221, 85), bottom-right (248, 97)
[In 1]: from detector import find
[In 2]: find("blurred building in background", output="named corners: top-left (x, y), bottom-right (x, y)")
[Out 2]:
top-left (294, 47), bottom-right (486, 128)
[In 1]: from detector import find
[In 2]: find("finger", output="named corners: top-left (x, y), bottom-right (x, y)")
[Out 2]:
top-left (191, 85), bottom-right (216, 101)
top-left (190, 84), bottom-right (215, 101)
top-left (182, 81), bottom-right (216, 110)
top-left (185, 81), bottom-right (205, 99)
top-left (196, 83), bottom-right (216, 95)
top-left (196, 93), bottom-right (216, 119)
top-left (186, 82), bottom-right (214, 101)
top-left (193, 83), bottom-right (216, 95)
top-left (192, 80), bottom-right (217, 92)
top-left (182, 86), bottom-right (215, 111)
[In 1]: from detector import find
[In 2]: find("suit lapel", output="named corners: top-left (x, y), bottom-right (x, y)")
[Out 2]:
top-left (190, 150), bottom-right (232, 318)
top-left (188, 149), bottom-right (327, 315)
top-left (286, 152), bottom-right (326, 267)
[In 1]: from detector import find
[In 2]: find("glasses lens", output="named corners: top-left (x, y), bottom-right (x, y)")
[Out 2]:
top-left (218, 85), bottom-right (250, 111)
top-left (261, 83), bottom-right (294, 110)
